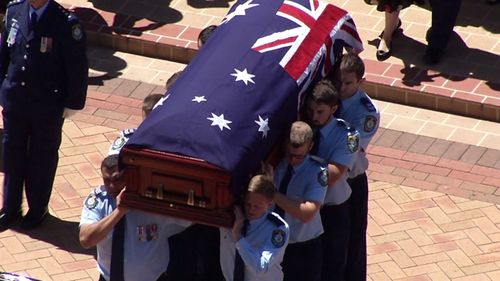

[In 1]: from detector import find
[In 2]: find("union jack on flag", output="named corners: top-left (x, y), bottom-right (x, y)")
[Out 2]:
top-left (125, 0), bottom-right (363, 193)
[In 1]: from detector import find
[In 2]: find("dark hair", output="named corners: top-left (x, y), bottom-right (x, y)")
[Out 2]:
top-left (142, 94), bottom-right (164, 117)
top-left (246, 175), bottom-right (275, 200)
top-left (198, 25), bottom-right (217, 47)
top-left (307, 79), bottom-right (339, 106)
top-left (101, 154), bottom-right (119, 170)
top-left (165, 70), bottom-right (183, 90)
top-left (339, 53), bottom-right (365, 80)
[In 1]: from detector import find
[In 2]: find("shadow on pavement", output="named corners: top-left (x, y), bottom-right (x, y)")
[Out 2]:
top-left (187, 0), bottom-right (234, 9)
top-left (13, 214), bottom-right (96, 257)
top-left (89, 0), bottom-right (183, 30)
top-left (367, 31), bottom-right (500, 89)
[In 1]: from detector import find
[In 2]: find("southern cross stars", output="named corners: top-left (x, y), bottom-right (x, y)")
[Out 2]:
top-left (208, 113), bottom-right (232, 131)
top-left (221, 0), bottom-right (260, 24)
top-left (192, 96), bottom-right (207, 103)
top-left (254, 115), bottom-right (270, 138)
top-left (231, 68), bottom-right (255, 85)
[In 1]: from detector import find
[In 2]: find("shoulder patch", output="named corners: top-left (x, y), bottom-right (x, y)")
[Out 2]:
top-left (267, 213), bottom-right (285, 227)
top-left (347, 129), bottom-right (360, 153)
top-left (364, 115), bottom-right (377, 133)
top-left (336, 118), bottom-right (348, 127)
top-left (317, 166), bottom-right (328, 187)
top-left (85, 192), bottom-right (97, 209)
top-left (361, 97), bottom-right (376, 112)
top-left (271, 229), bottom-right (286, 248)
top-left (72, 24), bottom-right (83, 41)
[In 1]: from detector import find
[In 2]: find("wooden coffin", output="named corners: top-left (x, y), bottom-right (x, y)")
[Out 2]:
top-left (120, 146), bottom-right (235, 227)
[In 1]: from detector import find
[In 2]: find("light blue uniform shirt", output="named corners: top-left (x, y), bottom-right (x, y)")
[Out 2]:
top-left (80, 186), bottom-right (191, 281)
top-left (337, 89), bottom-right (380, 178)
top-left (274, 156), bottom-right (327, 243)
top-left (316, 117), bottom-right (359, 205)
top-left (220, 212), bottom-right (289, 281)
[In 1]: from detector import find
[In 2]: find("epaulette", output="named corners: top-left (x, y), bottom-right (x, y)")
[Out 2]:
top-left (310, 155), bottom-right (327, 165)
top-left (57, 5), bottom-right (75, 21)
top-left (122, 128), bottom-right (137, 137)
top-left (360, 97), bottom-right (376, 112)
top-left (267, 213), bottom-right (285, 227)
top-left (337, 119), bottom-right (356, 133)
top-left (7, 0), bottom-right (24, 8)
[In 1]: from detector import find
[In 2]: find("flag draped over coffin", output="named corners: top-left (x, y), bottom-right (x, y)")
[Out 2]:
top-left (125, 0), bottom-right (363, 193)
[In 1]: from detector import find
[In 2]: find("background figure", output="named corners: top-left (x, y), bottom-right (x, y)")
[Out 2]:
top-left (79, 155), bottom-right (190, 281)
top-left (305, 80), bottom-right (359, 281)
top-left (424, 0), bottom-right (463, 65)
top-left (197, 25), bottom-right (217, 49)
top-left (219, 175), bottom-right (289, 281)
top-left (332, 54), bottom-right (380, 281)
top-left (0, 0), bottom-right (88, 231)
top-left (375, 1), bottom-right (423, 60)
top-left (273, 121), bottom-right (327, 281)
top-left (108, 93), bottom-right (164, 155)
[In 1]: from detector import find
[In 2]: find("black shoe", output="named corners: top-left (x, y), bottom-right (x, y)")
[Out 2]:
top-left (423, 50), bottom-right (443, 65)
top-left (378, 19), bottom-right (402, 38)
top-left (0, 209), bottom-right (22, 231)
top-left (21, 209), bottom-right (48, 230)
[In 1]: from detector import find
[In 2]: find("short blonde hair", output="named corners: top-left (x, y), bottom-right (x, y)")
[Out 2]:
top-left (289, 121), bottom-right (313, 147)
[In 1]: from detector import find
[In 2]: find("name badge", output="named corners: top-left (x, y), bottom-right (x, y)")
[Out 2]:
top-left (7, 20), bottom-right (19, 47)
top-left (40, 37), bottom-right (53, 53)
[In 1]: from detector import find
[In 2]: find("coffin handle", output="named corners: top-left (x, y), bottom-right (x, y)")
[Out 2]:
top-left (187, 189), bottom-right (195, 206)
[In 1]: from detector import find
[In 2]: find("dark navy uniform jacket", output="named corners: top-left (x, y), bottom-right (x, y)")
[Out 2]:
top-left (0, 0), bottom-right (88, 113)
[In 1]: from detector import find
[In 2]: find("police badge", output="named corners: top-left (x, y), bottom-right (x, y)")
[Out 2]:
top-left (347, 131), bottom-right (360, 153)
top-left (317, 167), bottom-right (328, 187)
top-left (72, 24), bottom-right (82, 41)
top-left (84, 193), bottom-right (97, 209)
top-left (271, 229), bottom-right (286, 247)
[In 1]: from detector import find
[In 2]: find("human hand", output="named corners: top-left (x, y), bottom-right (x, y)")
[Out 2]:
top-left (261, 161), bottom-right (274, 180)
top-left (232, 205), bottom-right (245, 241)
top-left (116, 188), bottom-right (129, 214)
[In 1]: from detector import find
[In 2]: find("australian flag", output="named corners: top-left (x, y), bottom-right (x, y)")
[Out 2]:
top-left (125, 0), bottom-right (363, 193)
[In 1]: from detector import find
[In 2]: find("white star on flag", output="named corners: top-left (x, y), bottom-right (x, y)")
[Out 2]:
top-left (208, 113), bottom-right (232, 131)
top-left (231, 68), bottom-right (255, 85)
top-left (153, 94), bottom-right (170, 110)
top-left (221, 0), bottom-right (260, 24)
top-left (192, 96), bottom-right (207, 103)
top-left (254, 115), bottom-right (270, 138)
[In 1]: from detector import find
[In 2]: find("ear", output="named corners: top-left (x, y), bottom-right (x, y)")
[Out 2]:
top-left (359, 77), bottom-right (366, 84)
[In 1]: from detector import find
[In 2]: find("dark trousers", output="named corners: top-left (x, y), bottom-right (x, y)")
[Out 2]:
top-left (165, 224), bottom-right (223, 281)
top-left (2, 109), bottom-right (64, 214)
top-left (427, 0), bottom-right (463, 53)
top-left (320, 201), bottom-right (350, 281)
top-left (283, 236), bottom-right (322, 281)
top-left (345, 173), bottom-right (369, 281)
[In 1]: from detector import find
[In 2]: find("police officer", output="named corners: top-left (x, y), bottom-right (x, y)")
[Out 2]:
top-left (305, 79), bottom-right (359, 281)
top-left (220, 175), bottom-right (289, 281)
top-left (332, 53), bottom-right (380, 281)
top-left (271, 121), bottom-right (328, 281)
top-left (79, 155), bottom-right (191, 281)
top-left (0, 0), bottom-right (88, 230)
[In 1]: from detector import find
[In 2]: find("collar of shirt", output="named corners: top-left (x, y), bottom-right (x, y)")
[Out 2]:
top-left (247, 211), bottom-right (271, 233)
top-left (340, 89), bottom-right (364, 113)
top-left (318, 116), bottom-right (339, 141)
top-left (29, 0), bottom-right (51, 20)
